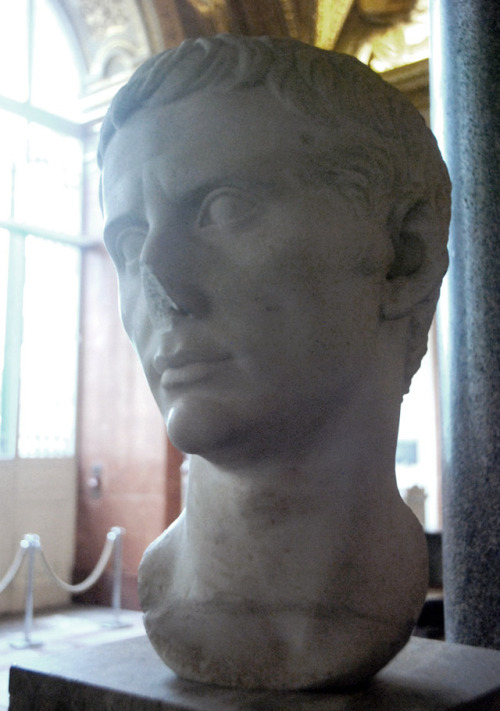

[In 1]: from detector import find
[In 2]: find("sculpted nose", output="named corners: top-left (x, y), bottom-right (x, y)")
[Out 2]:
top-left (141, 265), bottom-right (188, 331)
top-left (139, 229), bottom-right (209, 325)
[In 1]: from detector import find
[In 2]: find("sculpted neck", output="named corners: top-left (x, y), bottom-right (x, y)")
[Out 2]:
top-left (181, 395), bottom-right (403, 591)
top-left (187, 377), bottom-right (403, 513)
top-left (138, 380), bottom-right (428, 690)
top-left (137, 315), bottom-right (429, 689)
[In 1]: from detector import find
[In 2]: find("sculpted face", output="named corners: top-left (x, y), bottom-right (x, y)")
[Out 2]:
top-left (98, 38), bottom-right (450, 690)
top-left (101, 87), bottom-right (395, 464)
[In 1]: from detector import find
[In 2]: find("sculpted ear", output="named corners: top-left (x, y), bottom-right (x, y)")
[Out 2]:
top-left (381, 199), bottom-right (449, 322)
top-left (380, 197), bottom-right (449, 393)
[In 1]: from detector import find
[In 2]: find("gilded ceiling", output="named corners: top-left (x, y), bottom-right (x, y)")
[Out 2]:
top-left (57, 0), bottom-right (429, 105)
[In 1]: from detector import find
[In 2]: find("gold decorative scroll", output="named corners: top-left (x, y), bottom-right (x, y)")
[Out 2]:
top-left (358, 0), bottom-right (417, 18)
top-left (359, 0), bottom-right (429, 72)
top-left (188, 0), bottom-right (232, 33)
top-left (314, 0), bottom-right (355, 49)
top-left (280, 0), bottom-right (300, 38)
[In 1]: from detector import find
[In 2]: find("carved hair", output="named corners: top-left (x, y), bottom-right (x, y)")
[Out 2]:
top-left (98, 35), bottom-right (450, 393)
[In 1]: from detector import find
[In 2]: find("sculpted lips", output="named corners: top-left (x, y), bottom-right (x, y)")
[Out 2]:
top-left (155, 351), bottom-right (232, 389)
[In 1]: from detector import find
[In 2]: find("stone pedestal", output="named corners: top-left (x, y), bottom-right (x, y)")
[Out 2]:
top-left (9, 635), bottom-right (500, 710)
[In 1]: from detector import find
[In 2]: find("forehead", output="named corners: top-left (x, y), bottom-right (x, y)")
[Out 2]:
top-left (101, 87), bottom-right (348, 212)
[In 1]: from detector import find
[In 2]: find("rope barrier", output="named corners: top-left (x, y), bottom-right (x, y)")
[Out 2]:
top-left (1, 527), bottom-right (127, 648)
top-left (0, 543), bottom-right (26, 595)
top-left (38, 530), bottom-right (116, 594)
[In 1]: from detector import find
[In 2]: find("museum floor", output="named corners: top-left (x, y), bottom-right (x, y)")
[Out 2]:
top-left (0, 605), bottom-right (144, 710)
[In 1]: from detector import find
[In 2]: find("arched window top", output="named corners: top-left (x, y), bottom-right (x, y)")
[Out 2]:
top-left (0, 0), bottom-right (82, 121)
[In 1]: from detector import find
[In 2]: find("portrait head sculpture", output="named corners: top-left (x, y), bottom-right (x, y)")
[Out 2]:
top-left (99, 35), bottom-right (450, 690)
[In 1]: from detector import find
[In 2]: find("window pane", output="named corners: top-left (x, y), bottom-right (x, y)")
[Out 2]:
top-left (396, 342), bottom-right (440, 532)
top-left (0, 231), bottom-right (24, 459)
top-left (0, 232), bottom-right (13, 457)
top-left (14, 123), bottom-right (82, 235)
top-left (17, 236), bottom-right (80, 457)
top-left (0, 1), bottom-right (29, 102)
top-left (0, 110), bottom-right (28, 222)
top-left (0, 235), bottom-right (9, 393)
top-left (31, 0), bottom-right (82, 120)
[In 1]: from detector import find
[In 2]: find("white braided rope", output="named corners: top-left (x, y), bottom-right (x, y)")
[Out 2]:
top-left (0, 544), bottom-right (26, 595)
top-left (37, 529), bottom-right (119, 594)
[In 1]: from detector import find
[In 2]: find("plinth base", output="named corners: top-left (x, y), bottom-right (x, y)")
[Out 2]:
top-left (8, 635), bottom-right (500, 710)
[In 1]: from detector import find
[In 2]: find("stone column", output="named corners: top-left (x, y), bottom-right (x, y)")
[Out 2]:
top-left (429, 1), bottom-right (500, 648)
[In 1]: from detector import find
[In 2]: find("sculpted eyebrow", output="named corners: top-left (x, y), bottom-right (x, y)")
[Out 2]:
top-left (176, 174), bottom-right (277, 205)
top-left (103, 168), bottom-right (282, 247)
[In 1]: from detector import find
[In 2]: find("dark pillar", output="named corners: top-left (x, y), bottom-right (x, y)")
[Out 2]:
top-left (429, 1), bottom-right (500, 648)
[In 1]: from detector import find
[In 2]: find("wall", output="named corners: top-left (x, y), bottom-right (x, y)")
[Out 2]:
top-left (0, 458), bottom-right (77, 615)
top-left (75, 241), bottom-right (172, 609)
top-left (74, 124), bottom-right (178, 609)
top-left (1, 118), bottom-right (179, 616)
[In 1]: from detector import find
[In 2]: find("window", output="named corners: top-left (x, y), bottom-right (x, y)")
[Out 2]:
top-left (0, 0), bottom-right (83, 458)
top-left (396, 331), bottom-right (441, 531)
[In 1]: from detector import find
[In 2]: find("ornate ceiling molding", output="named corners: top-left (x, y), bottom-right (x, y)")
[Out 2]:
top-left (358, 0), bottom-right (418, 24)
top-left (56, 0), bottom-right (154, 89)
top-left (336, 0), bottom-right (429, 73)
top-left (315, 0), bottom-right (355, 49)
top-left (58, 0), bottom-right (429, 121)
top-left (184, 0), bottom-right (232, 33)
top-left (58, 0), bottom-right (430, 84)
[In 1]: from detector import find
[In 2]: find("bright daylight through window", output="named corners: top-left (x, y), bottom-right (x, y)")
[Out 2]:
top-left (0, 0), bottom-right (82, 458)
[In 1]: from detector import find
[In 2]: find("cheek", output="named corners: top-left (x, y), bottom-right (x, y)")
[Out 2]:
top-left (118, 277), bottom-right (152, 352)
top-left (118, 282), bottom-right (137, 339)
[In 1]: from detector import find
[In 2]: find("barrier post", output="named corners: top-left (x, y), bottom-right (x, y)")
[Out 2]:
top-left (103, 527), bottom-right (129, 628)
top-left (2, 526), bottom-right (130, 644)
top-left (10, 534), bottom-right (43, 649)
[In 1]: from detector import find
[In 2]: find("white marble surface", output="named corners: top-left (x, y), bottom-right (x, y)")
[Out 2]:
top-left (99, 36), bottom-right (451, 689)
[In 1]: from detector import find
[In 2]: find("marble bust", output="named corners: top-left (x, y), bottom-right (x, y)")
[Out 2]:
top-left (98, 35), bottom-right (450, 690)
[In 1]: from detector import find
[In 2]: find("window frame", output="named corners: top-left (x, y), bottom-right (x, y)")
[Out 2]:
top-left (0, 0), bottom-right (85, 460)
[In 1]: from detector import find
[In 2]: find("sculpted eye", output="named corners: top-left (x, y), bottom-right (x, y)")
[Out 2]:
top-left (197, 188), bottom-right (257, 228)
top-left (115, 227), bottom-right (146, 270)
